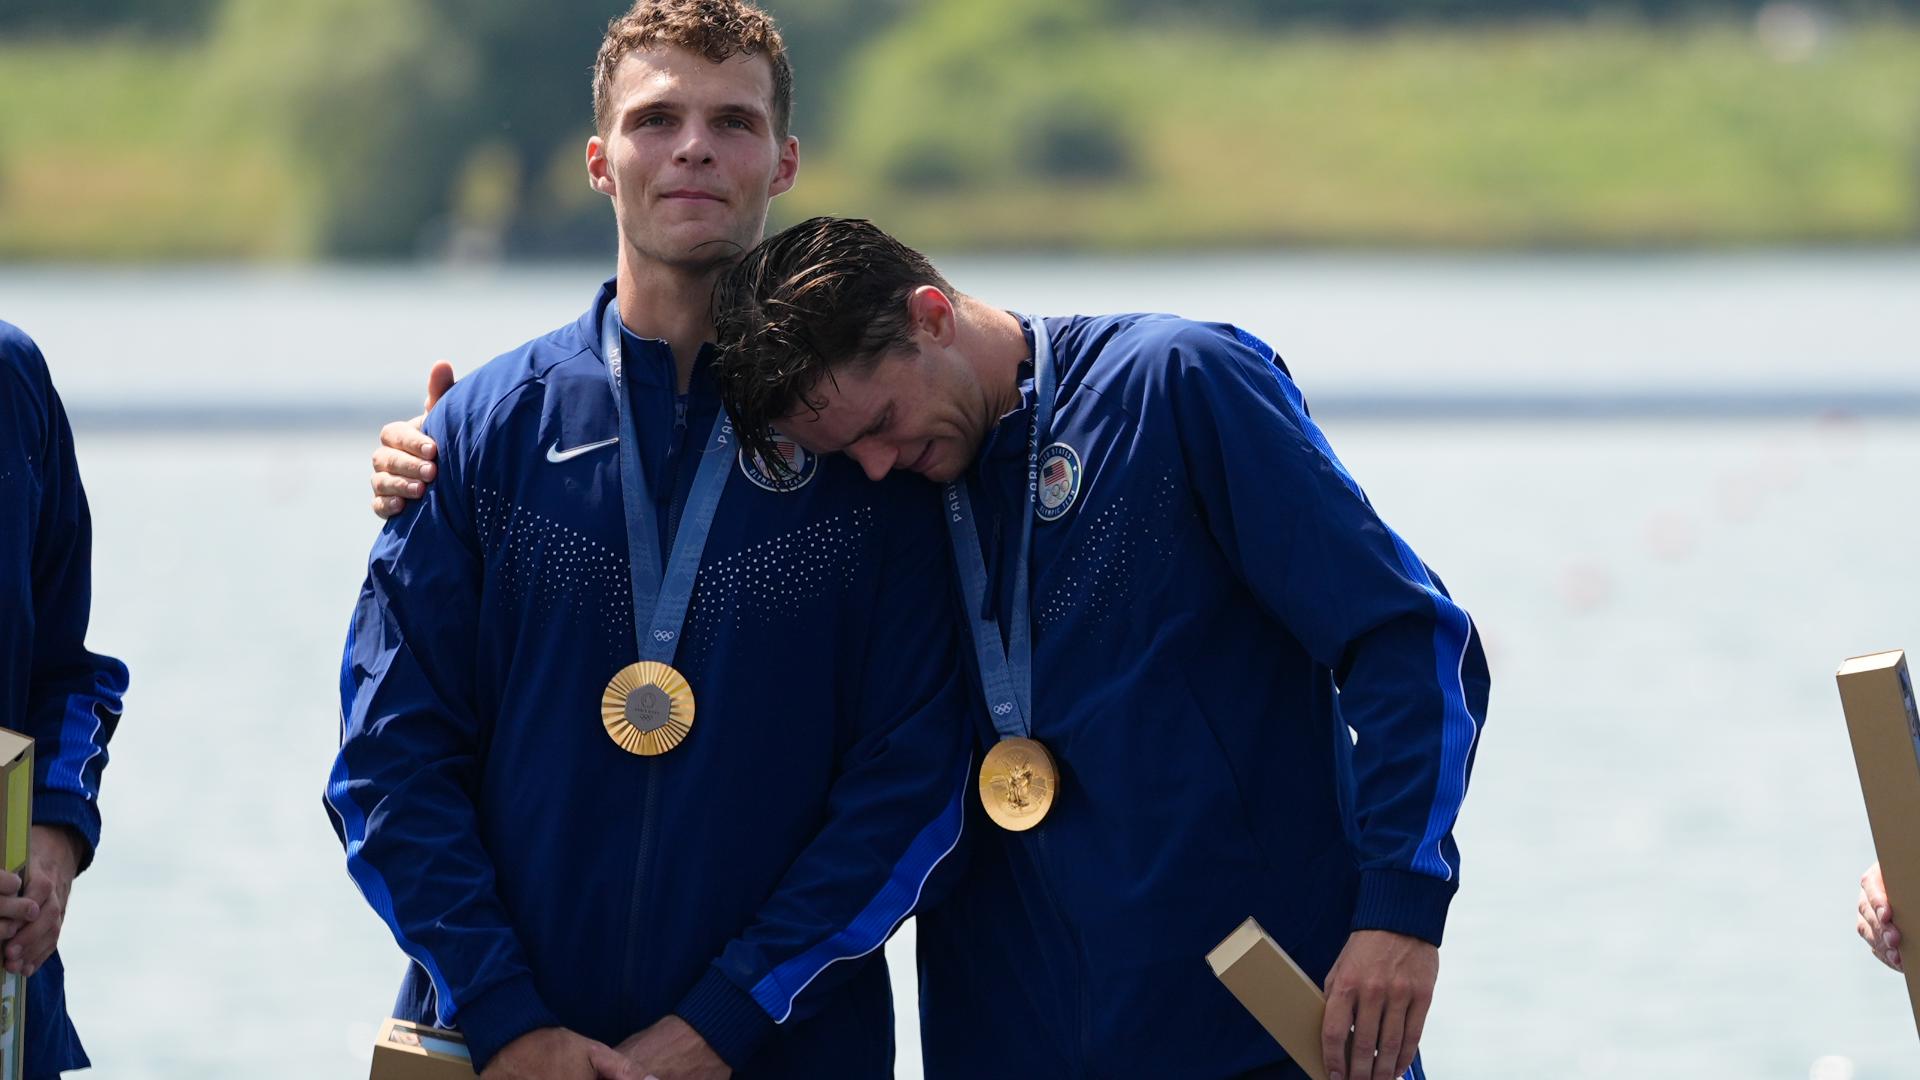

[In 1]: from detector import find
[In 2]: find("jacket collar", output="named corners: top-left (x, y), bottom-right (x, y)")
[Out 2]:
top-left (579, 276), bottom-right (718, 396)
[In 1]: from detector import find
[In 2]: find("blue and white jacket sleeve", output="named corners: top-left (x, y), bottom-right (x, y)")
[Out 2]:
top-left (323, 399), bottom-right (557, 1067)
top-left (1, 325), bottom-right (126, 873)
top-left (675, 478), bottom-right (975, 1067)
top-left (1170, 324), bottom-right (1490, 947)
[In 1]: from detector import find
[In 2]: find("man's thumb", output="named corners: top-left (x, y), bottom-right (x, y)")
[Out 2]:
top-left (425, 361), bottom-right (456, 413)
top-left (585, 1042), bottom-right (642, 1080)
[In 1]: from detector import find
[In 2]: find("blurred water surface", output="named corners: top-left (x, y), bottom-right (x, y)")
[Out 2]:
top-left (6, 253), bottom-right (1919, 1078)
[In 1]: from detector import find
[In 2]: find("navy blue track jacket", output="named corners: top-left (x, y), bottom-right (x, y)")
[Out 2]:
top-left (326, 283), bottom-right (974, 1074)
top-left (1, 322), bottom-right (127, 1078)
top-left (916, 315), bottom-right (1489, 1078)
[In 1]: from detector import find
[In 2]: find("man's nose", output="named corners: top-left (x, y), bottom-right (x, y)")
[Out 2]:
top-left (847, 440), bottom-right (896, 482)
top-left (674, 132), bottom-right (714, 166)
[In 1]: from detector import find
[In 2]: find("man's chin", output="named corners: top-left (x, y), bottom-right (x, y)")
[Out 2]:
top-left (919, 459), bottom-right (965, 485)
top-left (628, 223), bottom-right (755, 272)
top-left (674, 236), bottom-right (750, 271)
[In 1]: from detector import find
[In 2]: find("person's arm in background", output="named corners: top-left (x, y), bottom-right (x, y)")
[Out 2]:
top-left (615, 480), bottom-right (975, 1078)
top-left (327, 389), bottom-right (630, 1080)
top-left (0, 324), bottom-right (127, 977)
top-left (1167, 324), bottom-right (1491, 1080)
top-left (370, 362), bottom-right (455, 518)
top-left (1859, 861), bottom-right (1903, 970)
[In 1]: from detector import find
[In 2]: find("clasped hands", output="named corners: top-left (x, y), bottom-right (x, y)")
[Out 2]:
top-left (478, 929), bottom-right (1440, 1080)
top-left (0, 825), bottom-right (83, 978)
top-left (480, 1015), bottom-right (729, 1080)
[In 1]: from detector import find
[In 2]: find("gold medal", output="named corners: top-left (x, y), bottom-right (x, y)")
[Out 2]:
top-left (601, 661), bottom-right (695, 756)
top-left (978, 736), bottom-right (1058, 830)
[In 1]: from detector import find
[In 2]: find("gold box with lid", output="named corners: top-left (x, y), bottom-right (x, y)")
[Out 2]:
top-left (0, 728), bottom-right (34, 1080)
top-left (1206, 916), bottom-right (1331, 1080)
top-left (1837, 648), bottom-right (1920, 1039)
top-left (370, 1017), bottom-right (474, 1079)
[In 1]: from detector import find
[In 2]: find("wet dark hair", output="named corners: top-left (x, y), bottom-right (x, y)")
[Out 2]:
top-left (710, 216), bottom-right (952, 472)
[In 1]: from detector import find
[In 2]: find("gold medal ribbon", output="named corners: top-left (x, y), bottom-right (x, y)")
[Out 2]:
top-left (597, 300), bottom-right (733, 757)
top-left (946, 318), bottom-right (1064, 828)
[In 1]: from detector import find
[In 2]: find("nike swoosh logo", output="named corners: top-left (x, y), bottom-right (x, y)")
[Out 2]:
top-left (545, 436), bottom-right (619, 463)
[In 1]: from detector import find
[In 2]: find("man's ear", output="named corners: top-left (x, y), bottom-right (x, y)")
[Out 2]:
top-left (906, 286), bottom-right (957, 347)
top-left (586, 136), bottom-right (616, 198)
top-left (769, 135), bottom-right (799, 199)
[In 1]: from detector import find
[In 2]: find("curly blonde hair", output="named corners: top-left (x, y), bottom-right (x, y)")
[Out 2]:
top-left (592, 0), bottom-right (793, 137)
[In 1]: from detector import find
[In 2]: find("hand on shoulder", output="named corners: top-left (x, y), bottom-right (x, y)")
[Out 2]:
top-left (371, 362), bottom-right (455, 519)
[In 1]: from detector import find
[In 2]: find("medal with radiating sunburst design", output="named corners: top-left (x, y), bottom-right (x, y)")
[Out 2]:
top-left (979, 736), bottom-right (1058, 830)
top-left (601, 661), bottom-right (694, 756)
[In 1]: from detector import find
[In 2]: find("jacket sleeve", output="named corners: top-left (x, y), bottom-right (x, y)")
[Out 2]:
top-left (322, 396), bottom-right (559, 1069)
top-left (1167, 323), bottom-right (1490, 947)
top-left (6, 329), bottom-right (127, 873)
top-left (672, 478), bottom-right (975, 1068)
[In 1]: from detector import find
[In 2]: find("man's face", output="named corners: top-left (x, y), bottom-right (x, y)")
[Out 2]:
top-left (588, 46), bottom-right (798, 273)
top-left (775, 339), bottom-right (995, 486)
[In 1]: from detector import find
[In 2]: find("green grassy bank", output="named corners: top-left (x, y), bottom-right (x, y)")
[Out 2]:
top-left (3, 16), bottom-right (1917, 258)
top-left (786, 13), bottom-right (1920, 249)
top-left (0, 39), bottom-right (307, 259)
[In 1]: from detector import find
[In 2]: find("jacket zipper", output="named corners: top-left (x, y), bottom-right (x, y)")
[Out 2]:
top-left (624, 762), bottom-right (664, 1004)
top-left (1028, 821), bottom-right (1093, 1072)
top-left (989, 463), bottom-right (1093, 1073)
top-left (623, 384), bottom-right (692, 1003)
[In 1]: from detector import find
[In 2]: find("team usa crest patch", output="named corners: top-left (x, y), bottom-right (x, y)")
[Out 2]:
top-left (1034, 442), bottom-right (1081, 521)
top-left (739, 432), bottom-right (817, 493)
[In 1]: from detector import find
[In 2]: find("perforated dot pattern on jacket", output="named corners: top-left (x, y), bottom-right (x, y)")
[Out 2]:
top-left (682, 505), bottom-right (872, 656)
top-left (1038, 468), bottom-right (1182, 638)
top-left (476, 487), bottom-right (873, 657)
top-left (477, 488), bottom-right (634, 641)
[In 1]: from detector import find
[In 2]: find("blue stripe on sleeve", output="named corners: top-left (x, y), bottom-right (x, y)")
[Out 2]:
top-left (327, 622), bottom-right (462, 1027)
top-left (748, 754), bottom-right (971, 1023)
top-left (1386, 533), bottom-right (1478, 881)
top-left (49, 695), bottom-right (103, 796)
top-left (45, 661), bottom-right (125, 799)
top-left (1232, 326), bottom-right (1480, 882)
